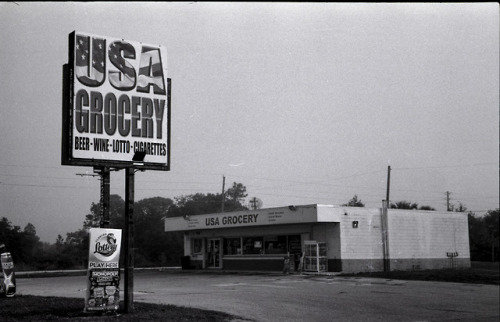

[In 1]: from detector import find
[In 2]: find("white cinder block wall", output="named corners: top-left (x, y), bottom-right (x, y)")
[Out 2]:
top-left (388, 210), bottom-right (470, 270)
top-left (339, 207), bottom-right (470, 273)
top-left (340, 207), bottom-right (385, 272)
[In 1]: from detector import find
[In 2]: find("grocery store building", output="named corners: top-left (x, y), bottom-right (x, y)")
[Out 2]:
top-left (163, 204), bottom-right (470, 273)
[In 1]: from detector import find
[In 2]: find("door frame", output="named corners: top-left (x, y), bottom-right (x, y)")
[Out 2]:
top-left (207, 238), bottom-right (222, 269)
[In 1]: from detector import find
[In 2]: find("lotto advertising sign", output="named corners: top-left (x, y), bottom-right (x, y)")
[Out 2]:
top-left (63, 31), bottom-right (170, 170)
top-left (85, 228), bottom-right (122, 312)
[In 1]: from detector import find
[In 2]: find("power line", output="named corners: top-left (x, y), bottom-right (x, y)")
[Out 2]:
top-left (0, 182), bottom-right (97, 189)
top-left (392, 162), bottom-right (497, 171)
top-left (0, 163), bottom-right (496, 211)
top-left (0, 173), bottom-right (83, 181)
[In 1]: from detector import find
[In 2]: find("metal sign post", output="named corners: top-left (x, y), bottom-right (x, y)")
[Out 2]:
top-left (93, 167), bottom-right (110, 228)
top-left (63, 32), bottom-right (171, 315)
top-left (123, 167), bottom-right (135, 313)
top-left (101, 168), bottom-right (110, 228)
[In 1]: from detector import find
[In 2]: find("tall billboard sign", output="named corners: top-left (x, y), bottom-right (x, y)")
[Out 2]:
top-left (62, 31), bottom-right (170, 170)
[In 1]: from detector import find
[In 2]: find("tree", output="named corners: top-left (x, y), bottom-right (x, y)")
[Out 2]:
top-left (134, 197), bottom-right (176, 266)
top-left (83, 194), bottom-right (125, 229)
top-left (0, 217), bottom-right (23, 265)
top-left (342, 195), bottom-right (365, 207)
top-left (169, 193), bottom-right (224, 217)
top-left (483, 209), bottom-right (499, 262)
top-left (451, 202), bottom-right (467, 213)
top-left (23, 223), bottom-right (37, 237)
top-left (468, 209), bottom-right (499, 262)
top-left (55, 234), bottom-right (64, 250)
top-left (389, 201), bottom-right (435, 211)
top-left (169, 184), bottom-right (249, 218)
top-left (225, 182), bottom-right (248, 205)
top-left (225, 182), bottom-right (248, 212)
top-left (0, 218), bottom-right (45, 270)
top-left (21, 223), bottom-right (41, 264)
top-left (390, 201), bottom-right (418, 209)
top-left (59, 229), bottom-right (89, 269)
top-left (63, 182), bottom-right (251, 268)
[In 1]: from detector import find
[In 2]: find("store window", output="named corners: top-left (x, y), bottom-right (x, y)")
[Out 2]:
top-left (288, 235), bottom-right (302, 254)
top-left (264, 236), bottom-right (287, 254)
top-left (219, 235), bottom-right (301, 256)
top-left (192, 238), bottom-right (203, 254)
top-left (223, 238), bottom-right (242, 255)
top-left (242, 237), bottom-right (264, 254)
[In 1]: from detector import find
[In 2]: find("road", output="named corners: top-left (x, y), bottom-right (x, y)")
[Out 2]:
top-left (17, 270), bottom-right (500, 322)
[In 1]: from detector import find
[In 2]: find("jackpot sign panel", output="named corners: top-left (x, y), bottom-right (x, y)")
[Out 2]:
top-left (86, 228), bottom-right (122, 312)
top-left (63, 31), bottom-right (170, 170)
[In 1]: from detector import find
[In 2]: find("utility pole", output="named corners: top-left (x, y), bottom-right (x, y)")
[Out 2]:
top-left (124, 167), bottom-right (135, 313)
top-left (446, 191), bottom-right (451, 211)
top-left (249, 197), bottom-right (257, 210)
top-left (76, 167), bottom-right (110, 228)
top-left (94, 167), bottom-right (110, 228)
top-left (221, 175), bottom-right (225, 212)
top-left (382, 165), bottom-right (391, 272)
top-left (386, 165), bottom-right (391, 205)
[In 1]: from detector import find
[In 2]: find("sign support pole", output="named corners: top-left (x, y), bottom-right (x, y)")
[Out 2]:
top-left (382, 165), bottom-right (391, 272)
top-left (100, 167), bottom-right (110, 228)
top-left (123, 167), bottom-right (135, 313)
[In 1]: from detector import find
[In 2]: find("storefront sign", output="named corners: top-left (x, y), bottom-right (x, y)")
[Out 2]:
top-left (205, 214), bottom-right (259, 226)
top-left (165, 205), bottom-right (342, 232)
top-left (85, 228), bottom-right (122, 312)
top-left (62, 31), bottom-right (170, 170)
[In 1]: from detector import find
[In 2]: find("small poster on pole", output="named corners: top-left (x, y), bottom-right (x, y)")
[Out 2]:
top-left (85, 228), bottom-right (122, 312)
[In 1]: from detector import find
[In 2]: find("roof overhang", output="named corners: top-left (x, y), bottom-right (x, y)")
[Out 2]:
top-left (164, 204), bottom-right (344, 232)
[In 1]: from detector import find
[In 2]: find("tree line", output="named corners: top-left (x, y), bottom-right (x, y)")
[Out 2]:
top-left (0, 189), bottom-right (498, 270)
top-left (0, 182), bottom-right (248, 271)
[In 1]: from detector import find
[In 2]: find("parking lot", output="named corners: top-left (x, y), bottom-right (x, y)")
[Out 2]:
top-left (17, 270), bottom-right (500, 321)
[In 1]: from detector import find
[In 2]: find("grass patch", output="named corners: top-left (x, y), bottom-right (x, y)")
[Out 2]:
top-left (0, 295), bottom-right (242, 321)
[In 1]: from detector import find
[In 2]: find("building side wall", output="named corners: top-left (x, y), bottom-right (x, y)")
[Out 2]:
top-left (311, 223), bottom-right (341, 271)
top-left (340, 208), bottom-right (384, 261)
top-left (340, 259), bottom-right (384, 273)
top-left (389, 257), bottom-right (471, 271)
top-left (388, 210), bottom-right (471, 270)
top-left (311, 223), bottom-right (340, 258)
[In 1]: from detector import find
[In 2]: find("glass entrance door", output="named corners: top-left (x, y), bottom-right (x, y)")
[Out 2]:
top-left (304, 241), bottom-right (328, 272)
top-left (207, 239), bottom-right (221, 268)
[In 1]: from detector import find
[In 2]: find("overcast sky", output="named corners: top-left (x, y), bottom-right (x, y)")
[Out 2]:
top-left (0, 2), bottom-right (498, 243)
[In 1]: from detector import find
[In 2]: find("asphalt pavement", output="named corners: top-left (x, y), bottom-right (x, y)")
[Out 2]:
top-left (15, 269), bottom-right (500, 322)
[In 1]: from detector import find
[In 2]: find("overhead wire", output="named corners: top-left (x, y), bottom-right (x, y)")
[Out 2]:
top-left (0, 162), bottom-right (497, 210)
